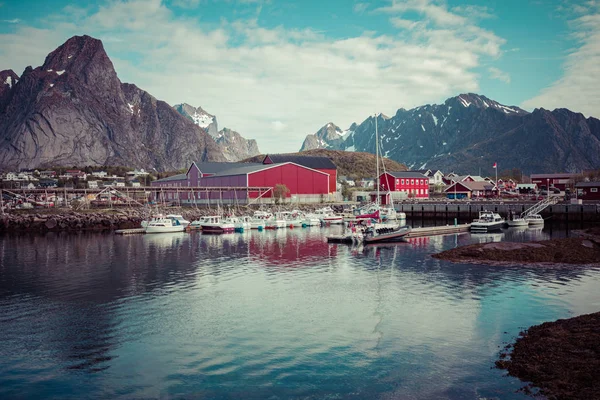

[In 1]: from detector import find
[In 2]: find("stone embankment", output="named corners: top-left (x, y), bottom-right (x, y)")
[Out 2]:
top-left (0, 205), bottom-right (322, 233)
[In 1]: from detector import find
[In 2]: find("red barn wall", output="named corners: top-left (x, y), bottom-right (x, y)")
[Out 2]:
top-left (248, 164), bottom-right (329, 198)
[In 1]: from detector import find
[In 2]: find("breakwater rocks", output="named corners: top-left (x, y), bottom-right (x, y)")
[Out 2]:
top-left (0, 205), bottom-right (321, 233)
top-left (0, 211), bottom-right (145, 233)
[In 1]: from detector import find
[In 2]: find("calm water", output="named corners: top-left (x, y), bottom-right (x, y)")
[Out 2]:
top-left (1, 224), bottom-right (600, 399)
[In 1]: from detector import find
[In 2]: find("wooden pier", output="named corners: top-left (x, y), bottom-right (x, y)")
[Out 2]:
top-left (405, 224), bottom-right (471, 238)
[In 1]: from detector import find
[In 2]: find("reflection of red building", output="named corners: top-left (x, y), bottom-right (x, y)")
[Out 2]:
top-left (248, 231), bottom-right (336, 266)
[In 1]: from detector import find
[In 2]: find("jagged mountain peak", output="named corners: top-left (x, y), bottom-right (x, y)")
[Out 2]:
top-left (41, 35), bottom-right (114, 77)
top-left (1, 69), bottom-right (19, 88)
top-left (174, 103), bottom-right (217, 133)
top-left (445, 93), bottom-right (528, 115)
top-left (0, 35), bottom-right (225, 170)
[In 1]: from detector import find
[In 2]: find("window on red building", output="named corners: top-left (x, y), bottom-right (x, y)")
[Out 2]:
top-left (411, 179), bottom-right (414, 185)
top-left (402, 179), bottom-right (405, 185)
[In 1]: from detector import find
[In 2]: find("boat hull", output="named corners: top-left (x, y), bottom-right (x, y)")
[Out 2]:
top-left (363, 226), bottom-right (411, 243)
top-left (507, 219), bottom-right (528, 227)
top-left (145, 226), bottom-right (184, 234)
top-left (201, 225), bottom-right (235, 233)
top-left (470, 221), bottom-right (504, 232)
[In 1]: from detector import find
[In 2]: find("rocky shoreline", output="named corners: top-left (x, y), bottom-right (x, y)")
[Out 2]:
top-left (496, 312), bottom-right (600, 400)
top-left (0, 205), bottom-right (323, 233)
top-left (432, 228), bottom-right (600, 267)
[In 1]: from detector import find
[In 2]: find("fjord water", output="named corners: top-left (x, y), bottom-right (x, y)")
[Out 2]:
top-left (1, 226), bottom-right (599, 399)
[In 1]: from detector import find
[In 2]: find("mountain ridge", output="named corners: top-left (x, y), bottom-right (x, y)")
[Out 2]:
top-left (300, 93), bottom-right (600, 174)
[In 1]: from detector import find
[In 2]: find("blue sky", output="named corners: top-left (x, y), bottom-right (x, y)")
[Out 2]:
top-left (1, 0), bottom-right (599, 153)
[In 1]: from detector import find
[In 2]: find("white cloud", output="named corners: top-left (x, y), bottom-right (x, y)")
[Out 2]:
top-left (271, 121), bottom-right (286, 131)
top-left (353, 2), bottom-right (369, 14)
top-left (2, 19), bottom-right (21, 24)
top-left (488, 67), bottom-right (510, 83)
top-left (522, 2), bottom-right (600, 117)
top-left (0, 0), bottom-right (507, 153)
top-left (390, 17), bottom-right (419, 30)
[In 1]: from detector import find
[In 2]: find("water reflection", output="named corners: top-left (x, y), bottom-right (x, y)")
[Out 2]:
top-left (0, 225), bottom-right (599, 399)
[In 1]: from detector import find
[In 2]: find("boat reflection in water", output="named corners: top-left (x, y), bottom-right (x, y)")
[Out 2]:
top-left (0, 222), bottom-right (599, 400)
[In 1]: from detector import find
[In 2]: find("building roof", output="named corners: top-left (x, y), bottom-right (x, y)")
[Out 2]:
top-left (457, 175), bottom-right (486, 182)
top-left (264, 154), bottom-right (337, 169)
top-left (575, 181), bottom-right (600, 187)
top-left (196, 162), bottom-right (258, 175)
top-left (444, 180), bottom-right (496, 192)
top-left (154, 173), bottom-right (187, 183)
top-left (211, 163), bottom-right (275, 177)
top-left (531, 173), bottom-right (580, 179)
top-left (384, 171), bottom-right (428, 179)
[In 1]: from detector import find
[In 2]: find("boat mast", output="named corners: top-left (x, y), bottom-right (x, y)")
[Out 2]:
top-left (375, 113), bottom-right (380, 206)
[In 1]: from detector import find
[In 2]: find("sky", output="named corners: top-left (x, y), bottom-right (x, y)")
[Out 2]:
top-left (0, 0), bottom-right (599, 154)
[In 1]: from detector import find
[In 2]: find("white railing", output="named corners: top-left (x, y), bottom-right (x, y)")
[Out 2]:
top-left (520, 195), bottom-right (560, 218)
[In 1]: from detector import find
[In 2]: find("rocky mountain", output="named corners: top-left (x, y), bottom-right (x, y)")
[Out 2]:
top-left (174, 102), bottom-right (260, 162)
top-left (300, 93), bottom-right (600, 174)
top-left (0, 35), bottom-right (225, 171)
top-left (300, 122), bottom-right (351, 151)
top-left (174, 103), bottom-right (219, 137)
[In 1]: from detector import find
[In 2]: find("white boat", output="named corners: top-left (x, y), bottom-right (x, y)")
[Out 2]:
top-left (506, 218), bottom-right (528, 227)
top-left (250, 211), bottom-right (270, 230)
top-left (145, 217), bottom-right (185, 234)
top-left (227, 216), bottom-right (251, 231)
top-left (526, 214), bottom-right (545, 225)
top-left (363, 222), bottom-right (411, 244)
top-left (201, 215), bottom-right (235, 233)
top-left (470, 210), bottom-right (505, 232)
top-left (166, 214), bottom-right (190, 229)
top-left (314, 207), bottom-right (344, 225)
top-left (189, 216), bottom-right (214, 230)
top-left (302, 214), bottom-right (321, 227)
top-left (278, 211), bottom-right (303, 228)
top-left (265, 217), bottom-right (287, 229)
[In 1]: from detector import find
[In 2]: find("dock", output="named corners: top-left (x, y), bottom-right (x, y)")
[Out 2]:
top-left (115, 228), bottom-right (146, 235)
top-left (405, 224), bottom-right (471, 238)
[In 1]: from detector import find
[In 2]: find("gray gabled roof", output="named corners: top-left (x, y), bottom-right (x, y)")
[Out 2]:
top-left (210, 163), bottom-right (276, 177)
top-left (385, 171), bottom-right (428, 178)
top-left (154, 173), bottom-right (187, 183)
top-left (197, 162), bottom-right (259, 175)
top-left (575, 181), bottom-right (600, 187)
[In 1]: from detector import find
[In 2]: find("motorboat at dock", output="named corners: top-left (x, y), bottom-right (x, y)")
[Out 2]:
top-left (470, 211), bottom-right (505, 232)
top-left (144, 216), bottom-right (185, 234)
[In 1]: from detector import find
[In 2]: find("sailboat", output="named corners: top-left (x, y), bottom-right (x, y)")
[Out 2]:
top-left (360, 114), bottom-right (411, 243)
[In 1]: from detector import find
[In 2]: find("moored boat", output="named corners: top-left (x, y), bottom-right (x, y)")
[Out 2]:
top-left (363, 223), bottom-right (411, 244)
top-left (145, 216), bottom-right (185, 234)
top-left (166, 214), bottom-right (190, 229)
top-left (470, 211), bottom-right (505, 232)
top-left (201, 216), bottom-right (235, 233)
top-left (526, 214), bottom-right (544, 225)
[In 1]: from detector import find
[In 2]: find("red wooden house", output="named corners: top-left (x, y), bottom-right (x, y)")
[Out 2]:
top-left (575, 181), bottom-right (600, 200)
top-left (378, 171), bottom-right (430, 199)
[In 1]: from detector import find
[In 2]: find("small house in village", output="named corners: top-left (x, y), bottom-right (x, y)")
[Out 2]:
top-left (575, 181), bottom-right (600, 200)
top-left (444, 180), bottom-right (498, 199)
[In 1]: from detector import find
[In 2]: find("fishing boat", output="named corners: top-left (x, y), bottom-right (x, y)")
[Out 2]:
top-left (314, 206), bottom-right (344, 225)
top-left (363, 223), bottom-right (411, 244)
top-left (302, 213), bottom-right (322, 227)
top-left (278, 211), bottom-right (303, 228)
top-left (189, 216), bottom-right (215, 230)
top-left (201, 215), bottom-right (235, 233)
top-left (526, 214), bottom-right (544, 226)
top-left (166, 214), bottom-right (190, 229)
top-left (145, 216), bottom-right (185, 234)
top-left (470, 211), bottom-right (505, 232)
top-left (250, 211), bottom-right (270, 230)
top-left (506, 210), bottom-right (528, 227)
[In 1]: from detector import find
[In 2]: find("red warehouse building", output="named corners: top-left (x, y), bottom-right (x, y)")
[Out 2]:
top-left (379, 171), bottom-right (430, 199)
top-left (262, 154), bottom-right (338, 194)
top-left (152, 159), bottom-right (332, 204)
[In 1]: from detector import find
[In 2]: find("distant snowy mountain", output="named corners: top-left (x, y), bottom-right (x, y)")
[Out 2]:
top-left (299, 93), bottom-right (600, 174)
top-left (174, 103), bottom-right (260, 162)
top-left (300, 122), bottom-right (351, 151)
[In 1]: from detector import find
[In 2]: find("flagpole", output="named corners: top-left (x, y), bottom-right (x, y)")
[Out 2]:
top-left (495, 162), bottom-right (498, 198)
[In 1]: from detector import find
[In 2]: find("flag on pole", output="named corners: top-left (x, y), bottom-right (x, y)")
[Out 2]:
top-left (492, 162), bottom-right (497, 169)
